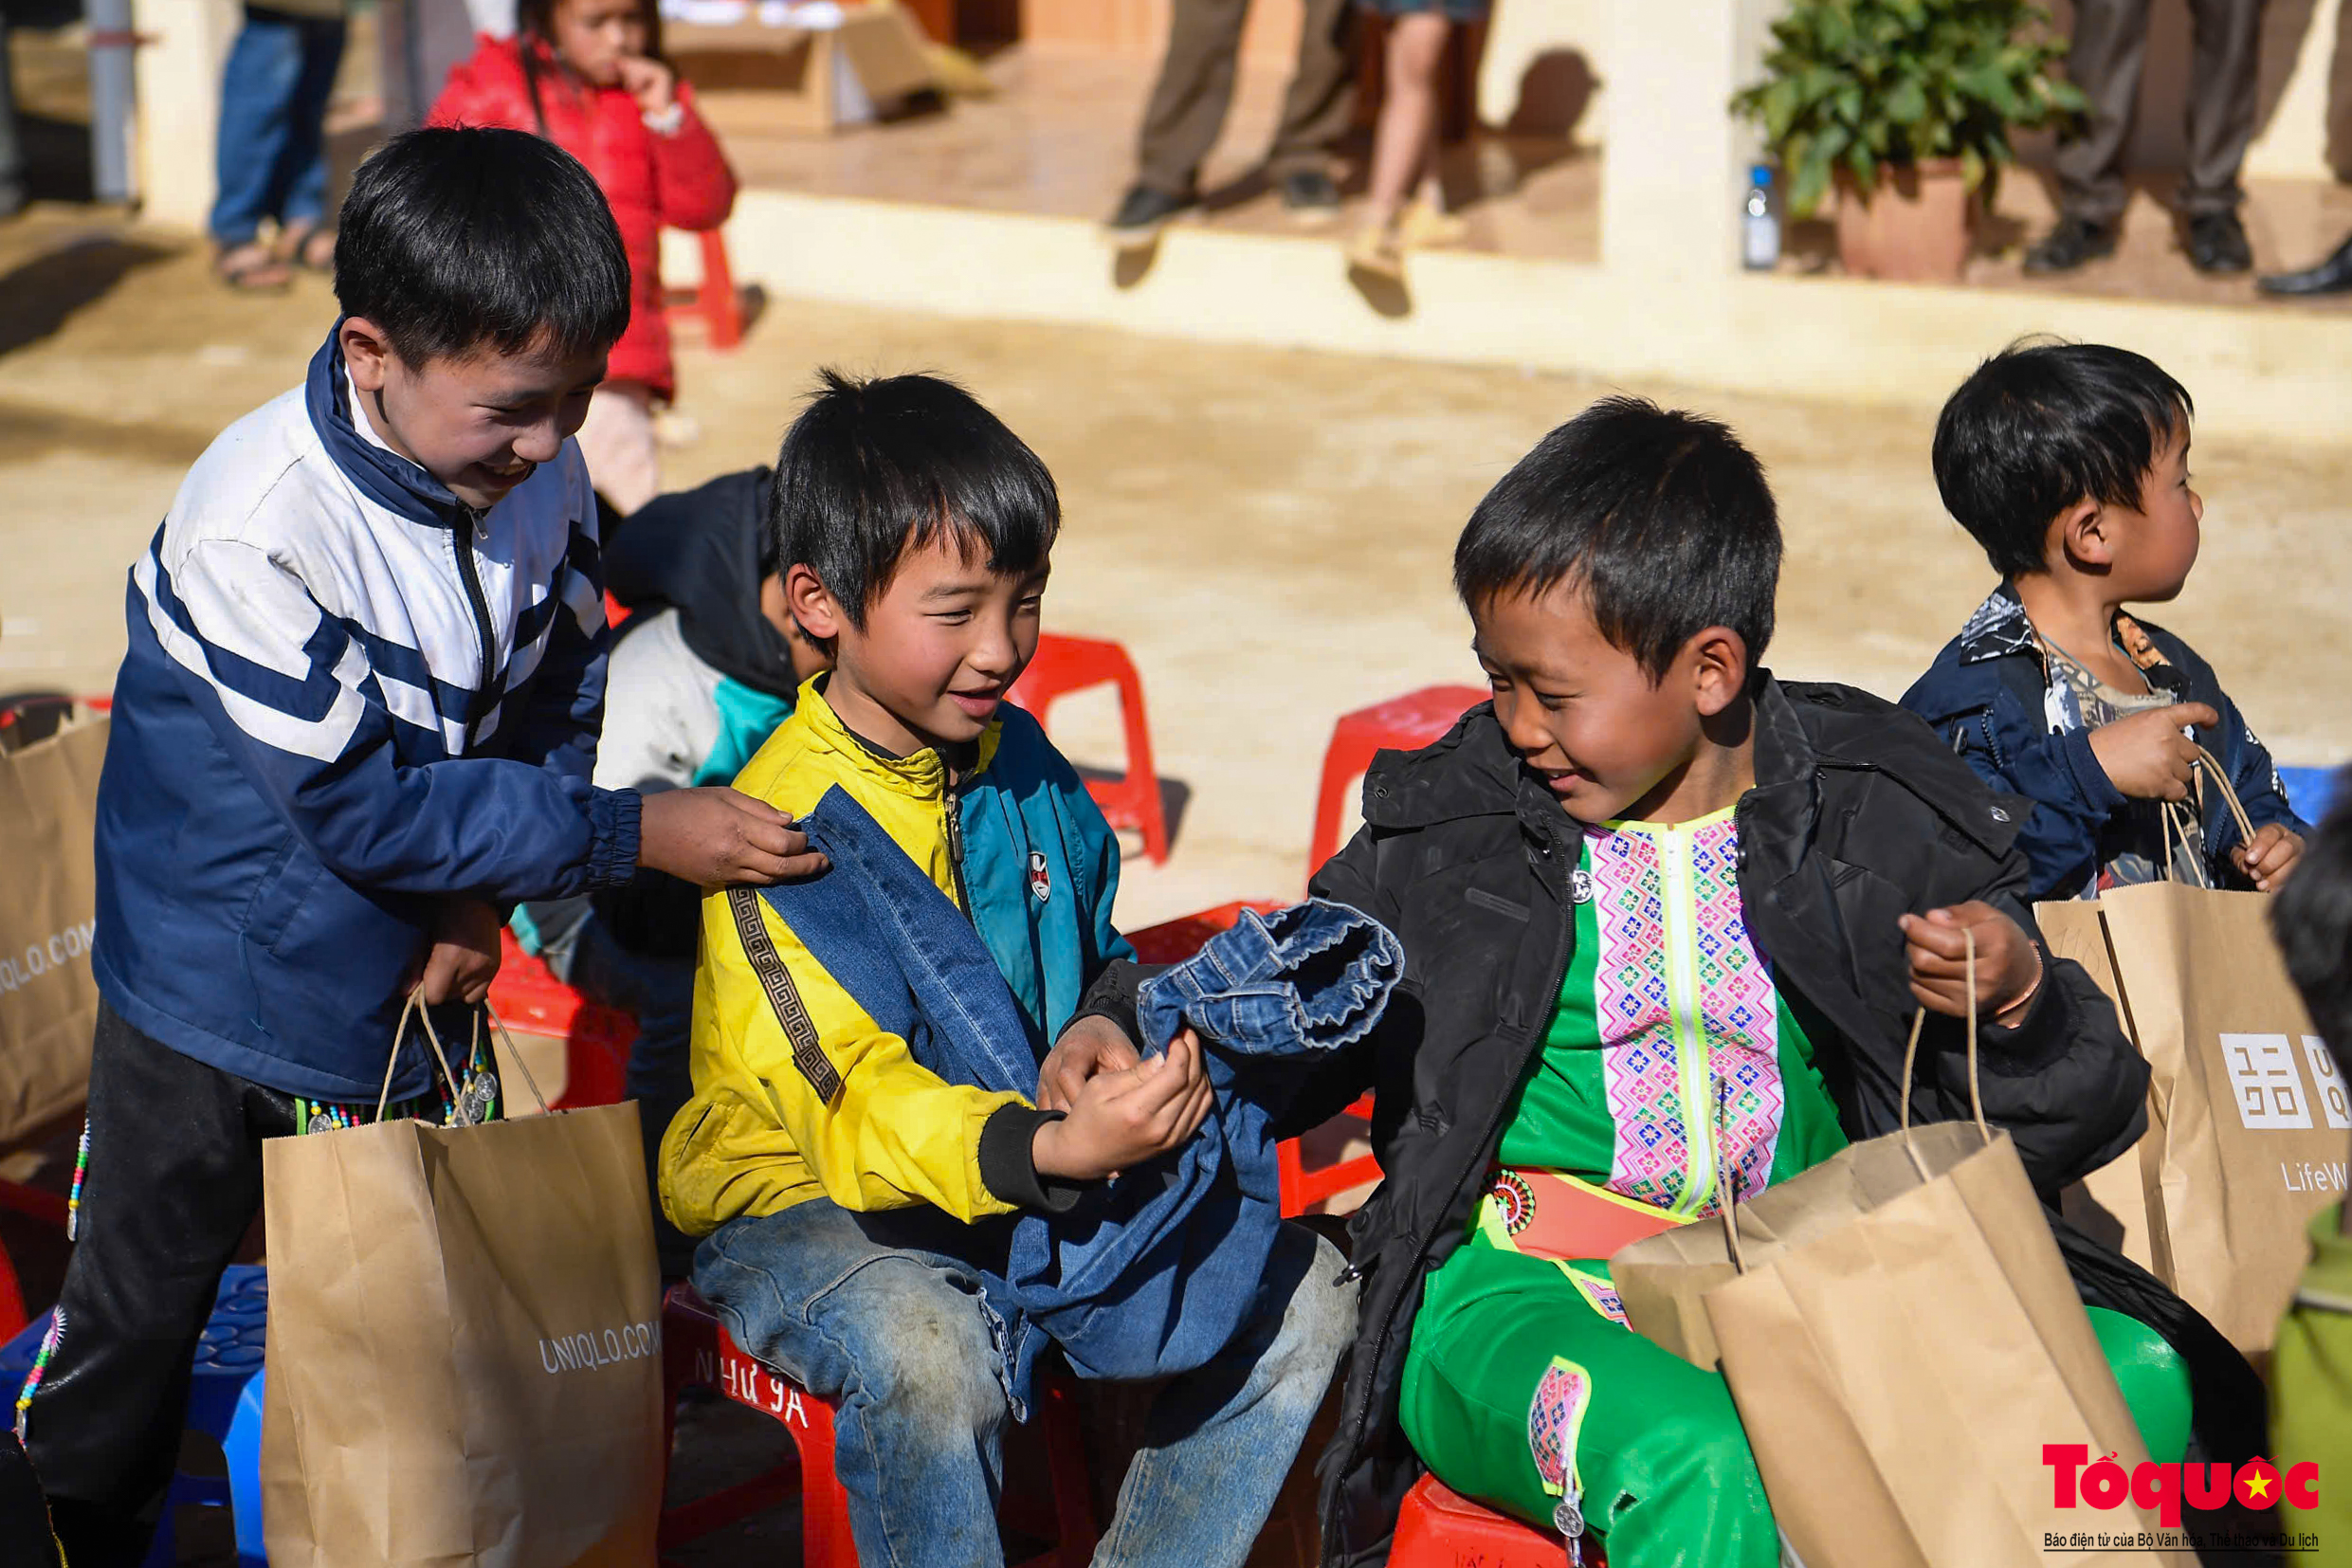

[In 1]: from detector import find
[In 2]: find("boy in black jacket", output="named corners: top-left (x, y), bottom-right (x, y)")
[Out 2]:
top-left (1212, 400), bottom-right (2248, 1565)
top-left (1902, 340), bottom-right (2305, 901)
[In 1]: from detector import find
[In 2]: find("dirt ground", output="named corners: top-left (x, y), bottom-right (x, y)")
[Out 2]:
top-left (4, 212), bottom-right (2349, 926)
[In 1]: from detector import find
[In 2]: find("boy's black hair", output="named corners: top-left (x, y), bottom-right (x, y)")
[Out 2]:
top-left (1453, 396), bottom-right (1779, 682)
top-left (1932, 338), bottom-right (2195, 579)
top-left (2272, 771), bottom-right (2352, 1071)
top-left (772, 370), bottom-right (1059, 630)
top-left (334, 127), bottom-right (629, 367)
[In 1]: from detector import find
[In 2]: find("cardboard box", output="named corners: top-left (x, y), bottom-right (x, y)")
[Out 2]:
top-left (669, 4), bottom-right (939, 134)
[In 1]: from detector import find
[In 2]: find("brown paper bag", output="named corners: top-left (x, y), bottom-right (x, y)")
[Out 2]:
top-left (262, 1004), bottom-right (664, 1568)
top-left (1614, 972), bottom-right (2185, 1568)
top-left (2034, 756), bottom-right (2339, 1355)
top-left (0, 706), bottom-right (107, 1143)
top-left (2039, 901), bottom-right (2160, 1273)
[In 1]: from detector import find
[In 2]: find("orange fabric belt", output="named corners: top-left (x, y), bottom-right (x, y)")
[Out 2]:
top-left (1483, 1165), bottom-right (1686, 1263)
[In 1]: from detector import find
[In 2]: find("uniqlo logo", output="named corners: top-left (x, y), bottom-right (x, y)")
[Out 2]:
top-left (2221, 1033), bottom-right (2313, 1130)
top-left (2303, 1036), bottom-right (2352, 1130)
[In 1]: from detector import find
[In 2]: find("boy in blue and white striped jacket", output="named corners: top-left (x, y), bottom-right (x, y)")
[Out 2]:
top-left (21, 128), bottom-right (821, 1567)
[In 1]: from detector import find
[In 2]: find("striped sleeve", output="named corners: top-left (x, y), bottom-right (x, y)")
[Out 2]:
top-left (137, 535), bottom-right (640, 900)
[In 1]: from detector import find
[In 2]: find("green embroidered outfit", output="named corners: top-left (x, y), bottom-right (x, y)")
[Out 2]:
top-left (1397, 812), bottom-right (2190, 1566)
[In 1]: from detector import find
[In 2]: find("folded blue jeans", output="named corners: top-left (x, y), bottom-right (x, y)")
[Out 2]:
top-left (762, 788), bottom-right (1401, 1400)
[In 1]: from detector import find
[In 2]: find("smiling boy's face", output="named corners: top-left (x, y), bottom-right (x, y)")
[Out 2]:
top-left (1472, 578), bottom-right (1749, 826)
top-left (786, 531), bottom-right (1049, 759)
top-left (340, 318), bottom-right (606, 512)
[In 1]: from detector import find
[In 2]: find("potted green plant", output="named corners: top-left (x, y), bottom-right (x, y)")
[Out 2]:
top-left (1732, 0), bottom-right (2085, 283)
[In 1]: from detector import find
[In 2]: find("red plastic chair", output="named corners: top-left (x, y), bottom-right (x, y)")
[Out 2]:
top-left (1012, 633), bottom-right (1169, 866)
top-left (659, 1284), bottom-right (1097, 1568)
top-left (665, 228), bottom-right (744, 352)
top-left (1121, 902), bottom-right (1380, 1216)
top-left (1391, 1473), bottom-right (1603, 1568)
top-left (486, 931), bottom-right (635, 1110)
top-left (1307, 685), bottom-right (1486, 881)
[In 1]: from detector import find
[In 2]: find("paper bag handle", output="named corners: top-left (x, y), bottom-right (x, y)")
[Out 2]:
top-left (377, 987), bottom-right (468, 1121)
top-left (1718, 932), bottom-right (1984, 1267)
top-left (373, 991), bottom-right (553, 1121)
top-left (480, 1002), bottom-right (552, 1117)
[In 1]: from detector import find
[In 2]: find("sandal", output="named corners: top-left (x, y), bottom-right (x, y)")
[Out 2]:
top-left (214, 240), bottom-right (293, 293)
top-left (279, 223), bottom-right (337, 272)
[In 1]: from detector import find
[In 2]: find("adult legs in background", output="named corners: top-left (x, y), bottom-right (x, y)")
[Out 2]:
top-left (1262, 0), bottom-right (1356, 210)
top-left (1348, 9), bottom-right (1454, 278)
top-left (2027, 0), bottom-right (2148, 273)
top-left (1128, 0), bottom-right (1251, 207)
top-left (377, 0), bottom-right (479, 132)
top-left (273, 9), bottom-right (354, 268)
top-left (2175, 0), bottom-right (2262, 271)
top-left (211, 9), bottom-right (304, 288)
top-left (575, 380), bottom-right (661, 516)
top-left (23, 1006), bottom-right (292, 1568)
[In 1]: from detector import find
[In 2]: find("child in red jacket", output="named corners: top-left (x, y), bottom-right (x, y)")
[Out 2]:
top-left (431, 0), bottom-right (737, 513)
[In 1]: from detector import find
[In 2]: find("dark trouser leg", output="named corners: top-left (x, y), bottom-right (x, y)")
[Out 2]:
top-left (21, 1004), bottom-right (292, 1568)
top-left (2179, 0), bottom-right (2265, 217)
top-left (1134, 0), bottom-right (1252, 198)
top-left (1265, 0), bottom-right (1358, 178)
top-left (2054, 0), bottom-right (2152, 226)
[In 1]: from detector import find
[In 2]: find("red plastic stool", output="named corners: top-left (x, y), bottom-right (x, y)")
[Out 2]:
top-left (487, 931), bottom-right (636, 1109)
top-left (666, 228), bottom-right (744, 351)
top-left (659, 1284), bottom-right (1097, 1568)
top-left (1307, 685), bottom-right (1486, 881)
top-left (1012, 633), bottom-right (1169, 866)
top-left (1391, 1473), bottom-right (1605, 1568)
top-left (1121, 903), bottom-right (1381, 1216)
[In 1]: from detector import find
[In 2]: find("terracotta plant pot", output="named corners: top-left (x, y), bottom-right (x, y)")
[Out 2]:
top-left (1832, 159), bottom-right (1974, 283)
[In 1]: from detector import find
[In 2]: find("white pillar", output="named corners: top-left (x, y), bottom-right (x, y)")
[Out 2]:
top-left (129, 0), bottom-right (239, 231)
top-left (1599, 0), bottom-right (1780, 280)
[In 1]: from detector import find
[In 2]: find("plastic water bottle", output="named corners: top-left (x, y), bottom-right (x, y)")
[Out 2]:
top-left (1742, 164), bottom-right (1780, 271)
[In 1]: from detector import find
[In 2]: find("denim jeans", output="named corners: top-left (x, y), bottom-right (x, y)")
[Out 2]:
top-left (209, 6), bottom-right (347, 246)
top-left (692, 1202), bottom-right (1357, 1568)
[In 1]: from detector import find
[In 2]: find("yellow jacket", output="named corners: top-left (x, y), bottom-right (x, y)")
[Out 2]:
top-left (659, 682), bottom-right (1098, 1236)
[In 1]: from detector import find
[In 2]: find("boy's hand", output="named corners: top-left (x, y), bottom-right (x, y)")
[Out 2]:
top-left (1037, 1013), bottom-right (1142, 1113)
top-left (2233, 823), bottom-right (2304, 891)
top-left (1031, 1028), bottom-right (1214, 1182)
top-left (1898, 903), bottom-right (2043, 1023)
top-left (637, 787), bottom-right (829, 886)
top-left (2088, 703), bottom-right (2219, 801)
top-left (617, 55), bottom-right (677, 116)
top-left (416, 898), bottom-right (502, 1007)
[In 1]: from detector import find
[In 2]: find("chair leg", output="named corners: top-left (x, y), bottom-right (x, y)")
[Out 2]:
top-left (788, 1405), bottom-right (861, 1568)
top-left (700, 230), bottom-right (743, 351)
top-left (1037, 1376), bottom-right (1098, 1568)
top-left (1112, 672), bottom-right (1169, 866)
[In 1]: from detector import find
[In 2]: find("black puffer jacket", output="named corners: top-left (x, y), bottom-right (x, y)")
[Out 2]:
top-left (1271, 679), bottom-right (2243, 1567)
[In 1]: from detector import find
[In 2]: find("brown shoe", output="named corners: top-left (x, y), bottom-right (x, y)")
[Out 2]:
top-left (215, 240), bottom-right (293, 293)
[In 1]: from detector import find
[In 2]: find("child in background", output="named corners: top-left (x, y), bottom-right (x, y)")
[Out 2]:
top-left (1345, 0), bottom-right (1486, 282)
top-left (19, 130), bottom-right (814, 1568)
top-left (662, 372), bottom-right (1354, 1568)
top-left (1903, 340), bottom-right (2306, 901)
top-left (2270, 770), bottom-right (2352, 1549)
top-left (518, 464), bottom-right (828, 1272)
top-left (1218, 398), bottom-right (2233, 1565)
top-left (431, 0), bottom-right (737, 514)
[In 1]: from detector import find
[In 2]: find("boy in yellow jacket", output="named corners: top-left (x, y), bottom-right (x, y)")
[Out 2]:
top-left (660, 372), bottom-right (1354, 1568)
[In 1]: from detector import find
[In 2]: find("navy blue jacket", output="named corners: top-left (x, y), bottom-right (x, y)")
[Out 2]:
top-left (1901, 585), bottom-right (2305, 901)
top-left (93, 330), bottom-right (641, 1101)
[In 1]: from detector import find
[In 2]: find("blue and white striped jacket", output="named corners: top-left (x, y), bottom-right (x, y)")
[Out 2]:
top-left (92, 328), bottom-right (642, 1100)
